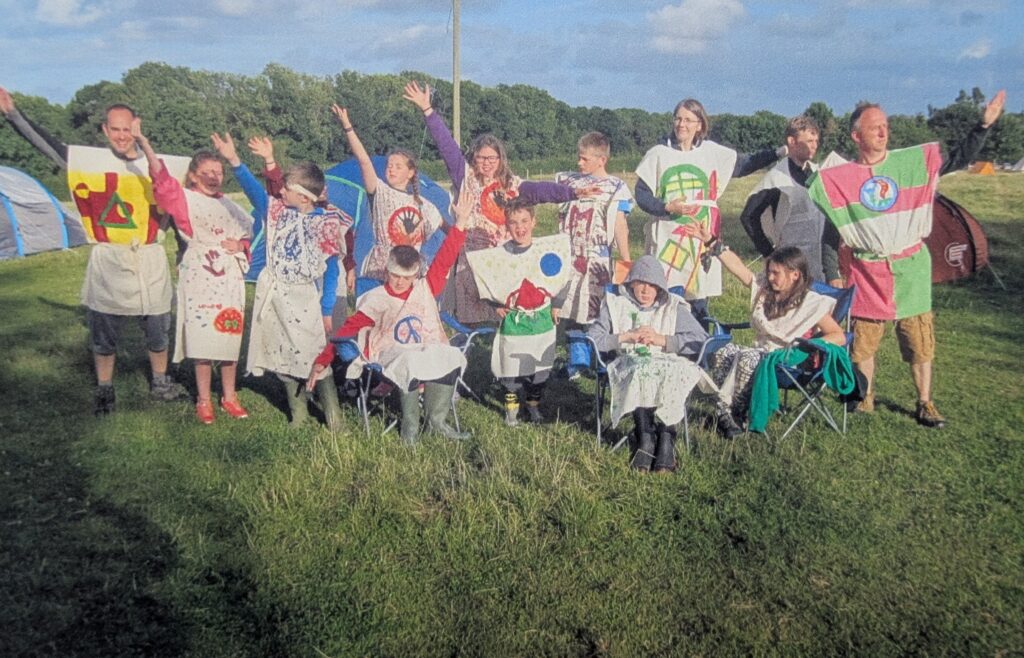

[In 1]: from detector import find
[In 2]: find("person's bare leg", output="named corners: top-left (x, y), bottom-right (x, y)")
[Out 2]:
top-left (148, 349), bottom-right (169, 377)
top-left (95, 353), bottom-right (115, 383)
top-left (858, 356), bottom-right (876, 397)
top-left (911, 360), bottom-right (932, 402)
top-left (220, 362), bottom-right (238, 402)
top-left (195, 361), bottom-right (213, 403)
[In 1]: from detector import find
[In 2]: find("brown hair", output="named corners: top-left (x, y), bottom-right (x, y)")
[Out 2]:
top-left (785, 115), bottom-right (820, 140)
top-left (672, 98), bottom-right (710, 146)
top-left (850, 102), bottom-right (883, 133)
top-left (389, 245), bottom-right (421, 271)
top-left (757, 246), bottom-right (812, 321)
top-left (502, 197), bottom-right (536, 220)
top-left (577, 131), bottom-right (610, 158)
top-left (466, 133), bottom-right (514, 189)
top-left (388, 148), bottom-right (422, 207)
top-left (185, 150), bottom-right (223, 190)
top-left (284, 161), bottom-right (326, 198)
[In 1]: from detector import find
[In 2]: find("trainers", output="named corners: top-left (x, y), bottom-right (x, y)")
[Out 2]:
top-left (716, 411), bottom-right (743, 439)
top-left (854, 392), bottom-right (875, 414)
top-left (94, 385), bottom-right (115, 416)
top-left (915, 400), bottom-right (946, 429)
top-left (196, 400), bottom-right (215, 424)
top-left (220, 397), bottom-right (249, 419)
top-left (151, 377), bottom-right (189, 402)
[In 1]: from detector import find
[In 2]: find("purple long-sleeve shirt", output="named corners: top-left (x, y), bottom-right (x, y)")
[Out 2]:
top-left (423, 111), bottom-right (575, 204)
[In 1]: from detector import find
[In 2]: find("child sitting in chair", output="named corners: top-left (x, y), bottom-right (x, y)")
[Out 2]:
top-left (587, 256), bottom-right (710, 473)
top-left (308, 188), bottom-right (473, 444)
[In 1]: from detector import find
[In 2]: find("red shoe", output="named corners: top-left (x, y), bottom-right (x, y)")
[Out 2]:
top-left (220, 397), bottom-right (249, 419)
top-left (196, 399), bottom-right (215, 424)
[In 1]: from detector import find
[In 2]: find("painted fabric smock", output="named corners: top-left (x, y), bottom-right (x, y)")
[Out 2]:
top-left (247, 198), bottom-right (347, 379)
top-left (150, 170), bottom-right (254, 363)
top-left (352, 279), bottom-right (465, 391)
top-left (556, 172), bottom-right (634, 323)
top-left (748, 158), bottom-right (827, 282)
top-left (712, 276), bottom-right (834, 409)
top-left (635, 141), bottom-right (737, 299)
top-left (603, 292), bottom-right (707, 428)
top-left (467, 234), bottom-right (572, 379)
top-left (361, 178), bottom-right (444, 281)
top-left (69, 145), bottom-right (190, 315)
top-left (808, 143), bottom-right (941, 320)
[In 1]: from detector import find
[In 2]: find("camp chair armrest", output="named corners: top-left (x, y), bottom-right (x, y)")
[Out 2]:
top-left (441, 311), bottom-right (495, 336)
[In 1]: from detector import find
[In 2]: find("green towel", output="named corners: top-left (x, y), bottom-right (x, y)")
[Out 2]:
top-left (748, 339), bottom-right (856, 433)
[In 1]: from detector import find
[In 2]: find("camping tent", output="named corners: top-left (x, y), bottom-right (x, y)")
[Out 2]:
top-left (245, 156), bottom-right (453, 289)
top-left (0, 165), bottom-right (87, 260)
top-left (968, 161), bottom-right (995, 175)
top-left (1010, 157), bottom-right (1024, 172)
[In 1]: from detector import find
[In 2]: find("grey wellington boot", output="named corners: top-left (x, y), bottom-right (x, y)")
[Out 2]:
top-left (424, 384), bottom-right (470, 440)
top-left (399, 389), bottom-right (422, 445)
top-left (280, 376), bottom-right (310, 428)
top-left (315, 374), bottom-right (344, 432)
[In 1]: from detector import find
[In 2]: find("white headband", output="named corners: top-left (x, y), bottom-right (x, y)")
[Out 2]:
top-left (286, 183), bottom-right (319, 202)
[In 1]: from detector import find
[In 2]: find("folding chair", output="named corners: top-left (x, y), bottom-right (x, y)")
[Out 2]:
top-left (771, 282), bottom-right (857, 440)
top-left (564, 285), bottom-right (724, 454)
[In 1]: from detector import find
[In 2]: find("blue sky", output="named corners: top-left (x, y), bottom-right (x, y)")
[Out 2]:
top-left (1, 0), bottom-right (1021, 117)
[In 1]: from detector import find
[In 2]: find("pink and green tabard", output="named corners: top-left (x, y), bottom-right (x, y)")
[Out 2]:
top-left (808, 143), bottom-right (942, 320)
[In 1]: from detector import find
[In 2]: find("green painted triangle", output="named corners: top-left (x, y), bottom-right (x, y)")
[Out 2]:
top-left (97, 191), bottom-right (138, 229)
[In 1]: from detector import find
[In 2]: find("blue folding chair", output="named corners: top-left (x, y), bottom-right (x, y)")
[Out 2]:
top-left (771, 282), bottom-right (857, 440)
top-left (564, 285), bottom-right (726, 454)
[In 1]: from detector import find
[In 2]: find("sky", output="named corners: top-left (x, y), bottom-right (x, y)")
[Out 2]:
top-left (1, 0), bottom-right (1022, 118)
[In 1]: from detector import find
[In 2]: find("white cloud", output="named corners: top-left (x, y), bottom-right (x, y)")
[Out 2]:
top-left (647, 0), bottom-right (746, 54)
top-left (214, 0), bottom-right (255, 16)
top-left (36, 0), bottom-right (106, 25)
top-left (959, 38), bottom-right (992, 60)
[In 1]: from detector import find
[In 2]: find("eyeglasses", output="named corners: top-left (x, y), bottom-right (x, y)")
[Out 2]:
top-left (474, 155), bottom-right (500, 163)
top-left (675, 118), bottom-right (701, 125)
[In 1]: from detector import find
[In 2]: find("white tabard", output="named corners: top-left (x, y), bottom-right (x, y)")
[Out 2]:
top-left (635, 141), bottom-right (737, 298)
top-left (172, 191), bottom-right (254, 363)
top-left (360, 178), bottom-right (445, 281)
top-left (604, 292), bottom-right (713, 428)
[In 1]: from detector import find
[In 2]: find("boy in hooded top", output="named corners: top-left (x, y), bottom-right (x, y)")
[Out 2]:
top-left (588, 256), bottom-right (709, 473)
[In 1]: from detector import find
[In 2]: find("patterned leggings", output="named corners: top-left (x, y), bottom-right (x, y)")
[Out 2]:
top-left (709, 343), bottom-right (767, 417)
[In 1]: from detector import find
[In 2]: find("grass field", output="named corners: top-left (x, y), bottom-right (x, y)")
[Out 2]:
top-left (1, 171), bottom-right (1022, 656)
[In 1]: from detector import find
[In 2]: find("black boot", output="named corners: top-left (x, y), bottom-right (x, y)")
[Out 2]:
top-left (630, 409), bottom-right (656, 472)
top-left (653, 424), bottom-right (677, 474)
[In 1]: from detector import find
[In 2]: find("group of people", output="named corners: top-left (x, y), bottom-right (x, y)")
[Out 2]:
top-left (0, 80), bottom-right (1006, 472)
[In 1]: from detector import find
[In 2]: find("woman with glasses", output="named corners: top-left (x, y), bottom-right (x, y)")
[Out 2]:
top-left (634, 98), bottom-right (785, 324)
top-left (404, 80), bottom-right (597, 324)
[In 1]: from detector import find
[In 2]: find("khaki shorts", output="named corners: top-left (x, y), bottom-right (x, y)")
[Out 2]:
top-left (851, 312), bottom-right (935, 365)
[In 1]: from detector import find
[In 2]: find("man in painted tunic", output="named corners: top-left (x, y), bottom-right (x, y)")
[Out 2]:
top-left (1, 86), bottom-right (188, 415)
top-left (808, 90), bottom-right (1005, 428)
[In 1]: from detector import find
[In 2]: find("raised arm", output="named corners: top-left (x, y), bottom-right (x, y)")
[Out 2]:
top-left (733, 146), bottom-right (784, 178)
top-left (132, 118), bottom-right (194, 240)
top-left (941, 89), bottom-right (1006, 175)
top-left (404, 81), bottom-right (467, 189)
top-left (425, 186), bottom-right (472, 296)
top-left (0, 86), bottom-right (68, 169)
top-left (331, 104), bottom-right (378, 195)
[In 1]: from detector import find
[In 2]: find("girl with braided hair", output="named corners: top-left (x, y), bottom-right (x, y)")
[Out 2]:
top-left (331, 104), bottom-right (444, 282)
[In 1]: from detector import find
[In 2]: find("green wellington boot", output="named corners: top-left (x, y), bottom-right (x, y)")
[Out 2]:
top-left (315, 374), bottom-right (344, 432)
top-left (424, 383), bottom-right (469, 441)
top-left (280, 377), bottom-right (310, 428)
top-left (399, 389), bottom-right (422, 444)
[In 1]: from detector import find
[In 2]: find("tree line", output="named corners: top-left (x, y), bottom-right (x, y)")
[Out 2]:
top-left (3, 61), bottom-right (1021, 196)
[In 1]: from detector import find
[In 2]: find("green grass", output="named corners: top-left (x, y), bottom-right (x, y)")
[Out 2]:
top-left (1, 173), bottom-right (1022, 656)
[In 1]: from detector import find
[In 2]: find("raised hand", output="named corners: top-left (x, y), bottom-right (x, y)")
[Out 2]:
top-left (451, 185), bottom-right (474, 230)
top-left (129, 117), bottom-right (145, 142)
top-left (211, 132), bottom-right (241, 166)
top-left (574, 185), bottom-right (603, 199)
top-left (330, 103), bottom-right (352, 129)
top-left (403, 81), bottom-right (432, 113)
top-left (679, 221), bottom-right (712, 243)
top-left (0, 86), bottom-right (14, 115)
top-left (982, 89), bottom-right (1007, 128)
top-left (248, 136), bottom-right (275, 166)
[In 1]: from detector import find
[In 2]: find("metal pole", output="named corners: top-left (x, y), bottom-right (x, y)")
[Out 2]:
top-left (452, 0), bottom-right (461, 146)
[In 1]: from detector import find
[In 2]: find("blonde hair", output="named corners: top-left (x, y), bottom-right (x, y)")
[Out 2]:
top-left (577, 131), bottom-right (610, 158)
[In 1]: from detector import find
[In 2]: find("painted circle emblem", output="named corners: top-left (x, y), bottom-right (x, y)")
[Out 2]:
top-left (394, 315), bottom-right (424, 344)
top-left (480, 182), bottom-right (515, 226)
top-left (539, 253), bottom-right (563, 277)
top-left (213, 307), bottom-right (244, 335)
top-left (859, 175), bottom-right (899, 212)
top-left (386, 206), bottom-right (427, 246)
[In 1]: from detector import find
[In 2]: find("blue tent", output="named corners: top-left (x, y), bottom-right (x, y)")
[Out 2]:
top-left (0, 165), bottom-right (87, 260)
top-left (245, 156), bottom-right (453, 290)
